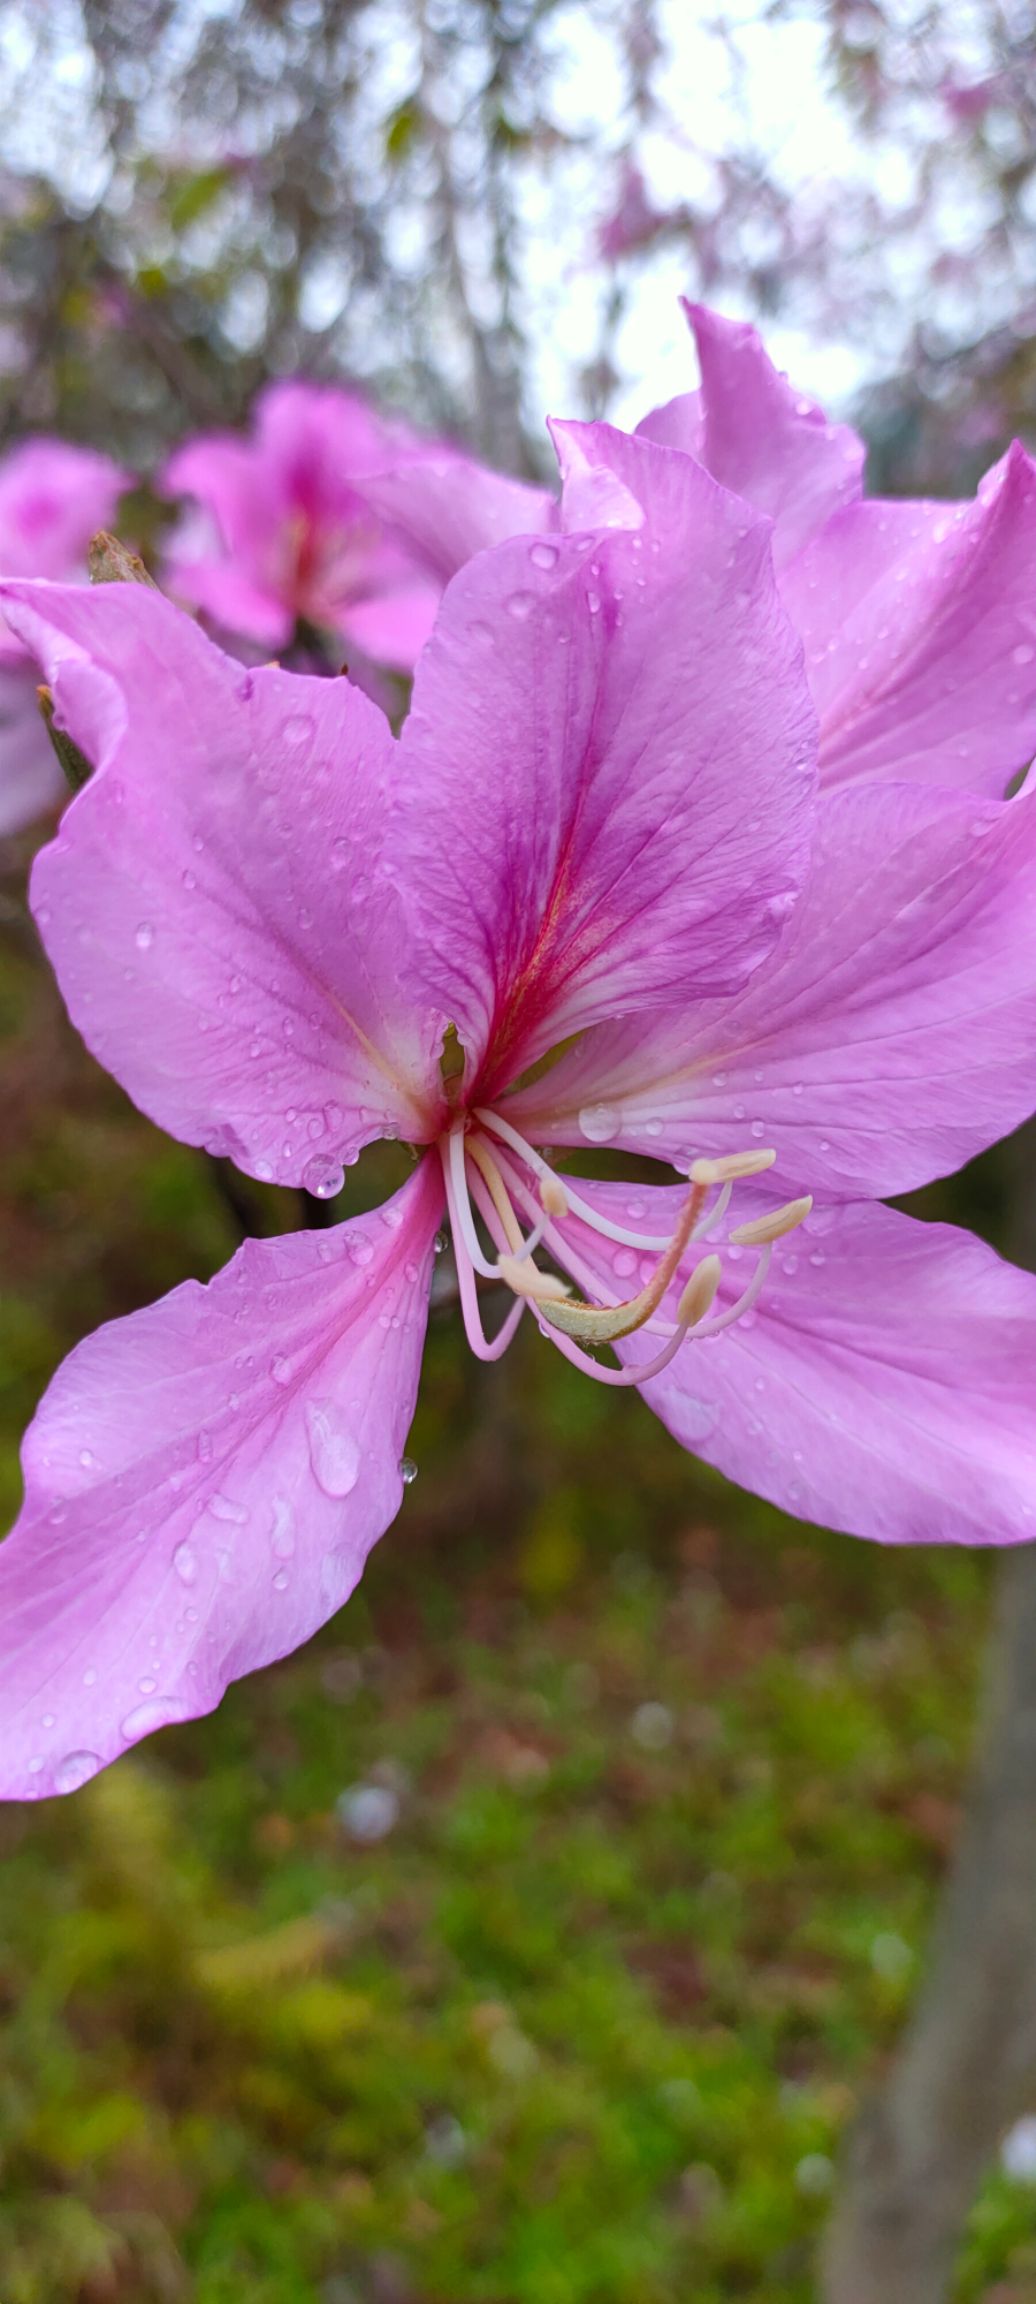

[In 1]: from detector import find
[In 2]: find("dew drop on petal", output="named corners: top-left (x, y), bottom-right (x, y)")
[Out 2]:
top-left (529, 540), bottom-right (559, 570)
top-left (347, 1231), bottom-right (374, 1267)
top-left (283, 712), bottom-right (315, 747)
top-left (399, 1455), bottom-right (418, 1486)
top-left (54, 1750), bottom-right (101, 1794)
top-left (173, 1540), bottom-right (198, 1586)
top-left (578, 1102), bottom-right (619, 1145)
top-left (304, 1154), bottom-right (345, 1200)
top-left (1013, 643), bottom-right (1035, 666)
top-left (271, 1354), bottom-right (292, 1386)
top-left (120, 1699), bottom-right (186, 1743)
top-left (505, 590), bottom-right (536, 620)
top-left (134, 922), bottom-right (154, 951)
top-left (208, 1493), bottom-right (249, 1524)
top-left (306, 1400), bottom-right (360, 1497)
top-left (272, 1569), bottom-right (290, 1591)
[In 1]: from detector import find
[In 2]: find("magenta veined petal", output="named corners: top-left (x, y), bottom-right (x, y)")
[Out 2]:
top-left (0, 1162), bottom-right (441, 1799)
top-left (506, 776), bottom-right (1036, 1201)
top-left (397, 418), bottom-right (817, 1089)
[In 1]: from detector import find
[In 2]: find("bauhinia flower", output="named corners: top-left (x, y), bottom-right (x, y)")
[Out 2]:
top-left (640, 300), bottom-right (1036, 798)
top-left (3, 417), bottom-right (1036, 1802)
top-left (0, 438), bottom-right (127, 834)
top-left (161, 377), bottom-right (553, 673)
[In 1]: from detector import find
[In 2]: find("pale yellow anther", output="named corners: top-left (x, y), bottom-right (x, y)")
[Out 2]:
top-left (728, 1194), bottom-right (813, 1247)
top-left (676, 1253), bottom-right (723, 1327)
top-left (690, 1148), bottom-right (776, 1186)
top-left (538, 1172), bottom-right (570, 1219)
top-left (495, 1254), bottom-right (572, 1305)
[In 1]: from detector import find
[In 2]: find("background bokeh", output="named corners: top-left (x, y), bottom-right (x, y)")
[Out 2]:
top-left (1, 5), bottom-right (1036, 2300)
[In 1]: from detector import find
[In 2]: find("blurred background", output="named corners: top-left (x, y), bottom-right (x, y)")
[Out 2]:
top-left (1, 3), bottom-right (1036, 2300)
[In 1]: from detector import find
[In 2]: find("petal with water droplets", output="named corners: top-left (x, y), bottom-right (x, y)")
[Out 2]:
top-left (0, 1161), bottom-right (441, 1798)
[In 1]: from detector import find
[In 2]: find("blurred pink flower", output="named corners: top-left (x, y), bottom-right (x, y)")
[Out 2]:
top-left (161, 378), bottom-right (553, 672)
top-left (0, 439), bottom-right (128, 834)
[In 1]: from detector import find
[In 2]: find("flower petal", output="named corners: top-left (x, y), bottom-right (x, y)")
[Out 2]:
top-left (636, 301), bottom-right (864, 568)
top-left (4, 581), bottom-right (446, 1181)
top-left (356, 454), bottom-right (557, 583)
top-left (507, 778), bottom-right (1036, 1200)
top-left (0, 1162), bottom-right (441, 1799)
top-left (551, 1184), bottom-right (1036, 1547)
top-left (397, 420), bottom-right (817, 1092)
top-left (0, 662), bottom-right (63, 835)
top-left (781, 442), bottom-right (1036, 793)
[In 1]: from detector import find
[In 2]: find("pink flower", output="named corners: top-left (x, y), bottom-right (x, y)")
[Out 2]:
top-left (161, 378), bottom-right (553, 672)
top-left (2, 416), bottom-right (1036, 1798)
top-left (0, 440), bottom-right (127, 834)
top-left (640, 301), bottom-right (1036, 798)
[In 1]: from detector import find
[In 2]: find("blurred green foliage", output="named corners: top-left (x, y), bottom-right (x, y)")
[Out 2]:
top-left (1, 870), bottom-right (1034, 2302)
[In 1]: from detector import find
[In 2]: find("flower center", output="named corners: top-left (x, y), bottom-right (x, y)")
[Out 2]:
top-left (436, 1109), bottom-right (811, 1386)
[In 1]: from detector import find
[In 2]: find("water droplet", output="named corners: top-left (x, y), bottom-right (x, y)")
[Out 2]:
top-left (505, 590), bottom-right (536, 620)
top-left (272, 1568), bottom-right (290, 1591)
top-left (271, 1353), bottom-right (292, 1386)
top-left (173, 1540), bottom-right (198, 1585)
top-left (530, 539), bottom-right (559, 570)
top-left (54, 1750), bottom-right (100, 1794)
top-left (134, 922), bottom-right (154, 951)
top-left (304, 1154), bottom-right (344, 1199)
top-left (270, 1496), bottom-right (295, 1559)
top-left (138, 1676), bottom-right (157, 1696)
top-left (79, 1448), bottom-right (97, 1469)
top-left (208, 1493), bottom-right (248, 1524)
top-left (347, 1230), bottom-right (374, 1267)
top-left (1013, 642), bottom-right (1035, 666)
top-left (120, 1699), bottom-right (185, 1742)
top-left (579, 1102), bottom-right (619, 1145)
top-left (283, 711), bottom-right (315, 746)
top-left (82, 1667), bottom-right (97, 1688)
top-left (181, 868), bottom-right (197, 891)
top-left (613, 1248), bottom-right (638, 1280)
top-left (398, 1455), bottom-right (418, 1486)
top-left (433, 1229), bottom-right (448, 1257)
top-left (306, 1400), bottom-right (360, 1496)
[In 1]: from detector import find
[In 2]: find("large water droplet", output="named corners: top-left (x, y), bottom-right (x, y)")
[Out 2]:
top-left (173, 1540), bottom-right (198, 1585)
top-left (54, 1750), bottom-right (101, 1794)
top-left (398, 1455), bottom-right (418, 1486)
top-left (208, 1493), bottom-right (248, 1524)
top-left (306, 1400), bottom-right (361, 1497)
top-left (120, 1699), bottom-right (185, 1743)
top-left (505, 589), bottom-right (536, 620)
top-left (579, 1102), bottom-right (619, 1144)
top-left (134, 922), bottom-right (155, 951)
top-left (529, 539), bottom-right (559, 570)
top-left (303, 1154), bottom-right (345, 1200)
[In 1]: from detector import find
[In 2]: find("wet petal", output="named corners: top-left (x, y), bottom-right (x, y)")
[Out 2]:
top-left (637, 301), bottom-right (864, 568)
top-left (551, 1182), bottom-right (1036, 1548)
top-left (4, 581), bottom-right (446, 1182)
top-left (508, 778), bottom-right (1036, 1200)
top-left (398, 419), bottom-right (817, 1092)
top-left (782, 443), bottom-right (1036, 793)
top-left (0, 1162), bottom-right (441, 1799)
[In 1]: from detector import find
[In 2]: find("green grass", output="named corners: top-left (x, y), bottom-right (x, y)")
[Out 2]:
top-left (1, 916), bottom-right (1034, 2302)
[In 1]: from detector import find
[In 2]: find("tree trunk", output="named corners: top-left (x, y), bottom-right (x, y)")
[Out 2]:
top-left (824, 1127), bottom-right (1036, 2304)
